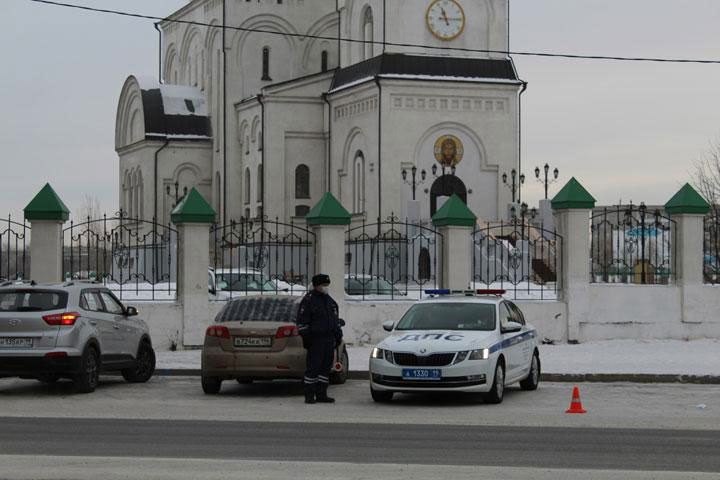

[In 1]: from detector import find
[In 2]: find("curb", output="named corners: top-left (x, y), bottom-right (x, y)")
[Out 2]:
top-left (152, 369), bottom-right (720, 384)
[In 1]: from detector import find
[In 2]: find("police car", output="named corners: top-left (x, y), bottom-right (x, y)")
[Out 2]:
top-left (369, 290), bottom-right (540, 404)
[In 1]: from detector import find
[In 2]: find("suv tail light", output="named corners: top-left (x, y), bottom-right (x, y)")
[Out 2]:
top-left (275, 326), bottom-right (299, 339)
top-left (43, 312), bottom-right (80, 326)
top-left (206, 325), bottom-right (230, 339)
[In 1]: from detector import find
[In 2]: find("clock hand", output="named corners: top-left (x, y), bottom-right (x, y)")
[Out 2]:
top-left (441, 7), bottom-right (449, 25)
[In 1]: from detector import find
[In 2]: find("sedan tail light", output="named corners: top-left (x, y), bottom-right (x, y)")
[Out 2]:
top-left (275, 326), bottom-right (299, 339)
top-left (43, 312), bottom-right (80, 326)
top-left (206, 325), bottom-right (230, 339)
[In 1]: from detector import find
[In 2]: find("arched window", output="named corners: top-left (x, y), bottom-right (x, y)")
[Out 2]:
top-left (215, 172), bottom-right (221, 217)
top-left (262, 47), bottom-right (272, 81)
top-left (132, 171), bottom-right (139, 219)
top-left (321, 50), bottom-right (329, 72)
top-left (295, 205), bottom-right (310, 217)
top-left (362, 7), bottom-right (374, 61)
top-left (257, 164), bottom-right (263, 202)
top-left (244, 168), bottom-right (251, 205)
top-left (353, 151), bottom-right (365, 214)
top-left (295, 164), bottom-right (310, 199)
top-left (137, 171), bottom-right (144, 220)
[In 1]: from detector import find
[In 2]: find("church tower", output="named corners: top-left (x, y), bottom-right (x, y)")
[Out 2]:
top-left (339, 0), bottom-right (509, 67)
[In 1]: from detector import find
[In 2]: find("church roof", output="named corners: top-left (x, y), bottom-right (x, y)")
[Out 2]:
top-left (330, 54), bottom-right (521, 91)
top-left (134, 77), bottom-right (212, 140)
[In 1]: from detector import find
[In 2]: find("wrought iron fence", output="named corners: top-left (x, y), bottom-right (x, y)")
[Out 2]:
top-left (704, 212), bottom-right (720, 284)
top-left (63, 214), bottom-right (177, 301)
top-left (591, 204), bottom-right (676, 285)
top-left (210, 217), bottom-right (315, 300)
top-left (345, 215), bottom-right (442, 300)
top-left (0, 215), bottom-right (29, 282)
top-left (471, 219), bottom-right (562, 300)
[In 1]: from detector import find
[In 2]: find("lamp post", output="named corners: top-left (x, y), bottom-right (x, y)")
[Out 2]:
top-left (534, 163), bottom-right (560, 200)
top-left (502, 169), bottom-right (525, 203)
top-left (401, 166), bottom-right (427, 201)
top-left (166, 181), bottom-right (188, 209)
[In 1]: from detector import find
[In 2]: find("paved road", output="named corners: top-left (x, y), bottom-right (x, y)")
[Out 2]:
top-left (1, 416), bottom-right (719, 473)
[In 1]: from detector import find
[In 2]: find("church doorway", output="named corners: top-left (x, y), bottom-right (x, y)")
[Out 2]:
top-left (430, 175), bottom-right (467, 216)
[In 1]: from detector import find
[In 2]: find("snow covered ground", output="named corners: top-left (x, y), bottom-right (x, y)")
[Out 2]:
top-left (156, 339), bottom-right (720, 376)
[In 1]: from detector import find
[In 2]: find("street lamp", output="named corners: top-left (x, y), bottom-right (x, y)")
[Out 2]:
top-left (401, 166), bottom-right (427, 201)
top-left (534, 163), bottom-right (560, 200)
top-left (430, 163), bottom-right (457, 195)
top-left (166, 181), bottom-right (188, 209)
top-left (502, 169), bottom-right (525, 203)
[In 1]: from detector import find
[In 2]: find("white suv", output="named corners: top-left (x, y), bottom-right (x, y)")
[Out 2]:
top-left (0, 282), bottom-right (155, 393)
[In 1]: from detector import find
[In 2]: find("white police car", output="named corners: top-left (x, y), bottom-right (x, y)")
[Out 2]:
top-left (369, 290), bottom-right (540, 404)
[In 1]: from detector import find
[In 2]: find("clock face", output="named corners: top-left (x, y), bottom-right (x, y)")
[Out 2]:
top-left (426, 0), bottom-right (465, 41)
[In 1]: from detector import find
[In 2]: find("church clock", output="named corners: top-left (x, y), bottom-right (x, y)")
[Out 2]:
top-left (426, 0), bottom-right (466, 41)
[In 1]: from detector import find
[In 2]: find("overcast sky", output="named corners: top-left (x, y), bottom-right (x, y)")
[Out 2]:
top-left (1, 0), bottom-right (719, 221)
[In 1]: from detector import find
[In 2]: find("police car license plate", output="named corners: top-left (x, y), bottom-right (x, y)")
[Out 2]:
top-left (234, 337), bottom-right (272, 347)
top-left (0, 337), bottom-right (33, 348)
top-left (402, 368), bottom-right (441, 381)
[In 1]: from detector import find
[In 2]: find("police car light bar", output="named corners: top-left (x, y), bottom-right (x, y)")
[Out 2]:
top-left (424, 289), bottom-right (492, 296)
top-left (476, 289), bottom-right (507, 296)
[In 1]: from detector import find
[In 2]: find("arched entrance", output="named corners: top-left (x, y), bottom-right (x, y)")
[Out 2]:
top-left (430, 175), bottom-right (467, 216)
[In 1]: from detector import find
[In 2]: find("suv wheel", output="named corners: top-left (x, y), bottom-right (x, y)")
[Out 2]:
top-left (202, 376), bottom-right (222, 394)
top-left (74, 346), bottom-right (100, 394)
top-left (122, 342), bottom-right (156, 383)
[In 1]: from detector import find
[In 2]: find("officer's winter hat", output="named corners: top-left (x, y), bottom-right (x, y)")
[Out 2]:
top-left (312, 274), bottom-right (331, 286)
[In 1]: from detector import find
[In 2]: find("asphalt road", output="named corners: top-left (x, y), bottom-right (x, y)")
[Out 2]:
top-left (1, 416), bottom-right (719, 473)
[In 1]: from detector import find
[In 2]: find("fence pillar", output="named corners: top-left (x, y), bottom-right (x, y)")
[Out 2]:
top-left (23, 184), bottom-right (69, 283)
top-left (665, 184), bottom-right (710, 324)
top-left (432, 194), bottom-right (477, 291)
top-left (307, 193), bottom-right (351, 309)
top-left (171, 188), bottom-right (216, 347)
top-left (552, 178), bottom-right (596, 343)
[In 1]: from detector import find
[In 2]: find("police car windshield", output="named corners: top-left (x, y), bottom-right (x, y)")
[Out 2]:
top-left (395, 303), bottom-right (496, 331)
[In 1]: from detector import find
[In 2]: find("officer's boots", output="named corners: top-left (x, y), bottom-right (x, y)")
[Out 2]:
top-left (316, 383), bottom-right (335, 403)
top-left (304, 383), bottom-right (317, 404)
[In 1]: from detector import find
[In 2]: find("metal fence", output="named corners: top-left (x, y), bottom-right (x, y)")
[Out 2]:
top-left (210, 217), bottom-right (315, 300)
top-left (0, 215), bottom-right (29, 282)
top-left (63, 214), bottom-right (177, 301)
top-left (704, 212), bottom-right (720, 284)
top-left (345, 215), bottom-right (442, 300)
top-left (591, 204), bottom-right (676, 284)
top-left (471, 219), bottom-right (562, 300)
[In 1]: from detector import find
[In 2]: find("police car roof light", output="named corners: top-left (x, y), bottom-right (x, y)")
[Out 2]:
top-left (476, 289), bottom-right (506, 296)
top-left (424, 289), bottom-right (451, 295)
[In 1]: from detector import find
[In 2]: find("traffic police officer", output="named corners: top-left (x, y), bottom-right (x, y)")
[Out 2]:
top-left (297, 274), bottom-right (343, 404)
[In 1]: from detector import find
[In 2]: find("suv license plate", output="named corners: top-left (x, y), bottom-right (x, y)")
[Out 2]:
top-left (402, 368), bottom-right (441, 381)
top-left (0, 338), bottom-right (33, 348)
top-left (234, 337), bottom-right (272, 348)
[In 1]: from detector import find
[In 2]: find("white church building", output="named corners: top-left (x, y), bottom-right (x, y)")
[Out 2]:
top-left (115, 0), bottom-right (524, 225)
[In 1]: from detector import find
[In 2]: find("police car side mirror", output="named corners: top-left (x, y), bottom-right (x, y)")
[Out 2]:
top-left (501, 321), bottom-right (522, 334)
top-left (382, 321), bottom-right (395, 332)
top-left (338, 318), bottom-right (346, 327)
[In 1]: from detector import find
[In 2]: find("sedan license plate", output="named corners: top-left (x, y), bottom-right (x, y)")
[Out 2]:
top-left (402, 368), bottom-right (441, 381)
top-left (0, 337), bottom-right (33, 348)
top-left (234, 337), bottom-right (272, 348)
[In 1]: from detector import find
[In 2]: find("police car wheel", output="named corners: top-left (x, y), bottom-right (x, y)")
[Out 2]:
top-left (371, 388), bottom-right (393, 403)
top-left (484, 360), bottom-right (505, 404)
top-left (520, 352), bottom-right (540, 391)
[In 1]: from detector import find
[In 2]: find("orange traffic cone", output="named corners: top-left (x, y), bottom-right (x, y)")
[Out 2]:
top-left (565, 386), bottom-right (587, 414)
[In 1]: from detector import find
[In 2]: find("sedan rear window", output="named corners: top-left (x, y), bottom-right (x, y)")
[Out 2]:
top-left (216, 297), bottom-right (301, 323)
top-left (395, 303), bottom-right (496, 331)
top-left (0, 290), bottom-right (69, 312)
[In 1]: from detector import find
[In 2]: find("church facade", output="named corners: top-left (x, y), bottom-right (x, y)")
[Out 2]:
top-left (115, 0), bottom-right (524, 226)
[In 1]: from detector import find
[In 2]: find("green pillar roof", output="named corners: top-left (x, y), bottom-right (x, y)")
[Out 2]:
top-left (665, 183), bottom-right (710, 215)
top-left (551, 177), bottom-right (596, 210)
top-left (432, 194), bottom-right (477, 227)
top-left (171, 187), bottom-right (216, 224)
top-left (306, 192), bottom-right (351, 226)
top-left (24, 183), bottom-right (70, 222)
